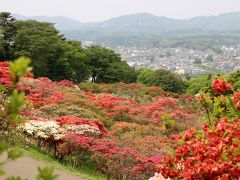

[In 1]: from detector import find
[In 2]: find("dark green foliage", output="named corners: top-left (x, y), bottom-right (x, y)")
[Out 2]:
top-left (0, 12), bottom-right (17, 60)
top-left (14, 20), bottom-right (67, 78)
top-left (137, 68), bottom-right (186, 93)
top-left (62, 41), bottom-right (90, 82)
top-left (226, 70), bottom-right (240, 91)
top-left (136, 68), bottom-right (154, 86)
top-left (151, 69), bottom-right (186, 93)
top-left (194, 57), bottom-right (202, 64)
top-left (186, 75), bottom-right (212, 95)
top-left (85, 45), bottom-right (136, 83)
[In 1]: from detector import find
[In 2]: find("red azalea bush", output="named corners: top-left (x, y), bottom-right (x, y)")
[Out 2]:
top-left (158, 118), bottom-right (240, 179)
top-left (58, 80), bottom-right (75, 87)
top-left (91, 139), bottom-right (160, 180)
top-left (211, 78), bottom-right (232, 94)
top-left (58, 134), bottom-right (95, 165)
top-left (65, 134), bottom-right (94, 150)
top-left (86, 92), bottom-right (199, 126)
top-left (155, 78), bottom-right (240, 179)
top-left (27, 77), bottom-right (65, 107)
top-left (80, 82), bottom-right (172, 102)
top-left (111, 122), bottom-right (176, 155)
top-left (54, 116), bottom-right (108, 135)
top-left (142, 97), bottom-right (198, 126)
top-left (0, 61), bottom-right (11, 85)
top-left (0, 61), bottom-right (33, 86)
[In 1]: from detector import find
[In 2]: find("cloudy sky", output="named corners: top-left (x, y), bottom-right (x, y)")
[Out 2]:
top-left (1, 0), bottom-right (240, 22)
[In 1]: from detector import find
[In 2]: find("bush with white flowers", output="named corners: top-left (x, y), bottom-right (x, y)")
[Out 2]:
top-left (19, 120), bottom-right (64, 139)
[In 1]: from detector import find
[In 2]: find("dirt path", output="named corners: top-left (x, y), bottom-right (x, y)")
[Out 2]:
top-left (3, 156), bottom-right (86, 180)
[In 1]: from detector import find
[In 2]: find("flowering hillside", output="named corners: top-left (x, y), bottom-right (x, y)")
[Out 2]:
top-left (0, 61), bottom-right (203, 179)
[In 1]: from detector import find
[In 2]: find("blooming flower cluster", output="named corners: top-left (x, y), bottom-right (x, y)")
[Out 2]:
top-left (211, 78), bottom-right (232, 94)
top-left (86, 92), bottom-right (199, 126)
top-left (0, 61), bottom-right (33, 86)
top-left (0, 61), bottom-right (12, 85)
top-left (63, 124), bottom-right (101, 136)
top-left (19, 120), bottom-right (63, 139)
top-left (54, 116), bottom-right (108, 135)
top-left (27, 77), bottom-right (65, 107)
top-left (158, 118), bottom-right (240, 179)
top-left (57, 80), bottom-right (75, 87)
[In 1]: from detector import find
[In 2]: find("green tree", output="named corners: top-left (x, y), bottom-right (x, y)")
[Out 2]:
top-left (14, 20), bottom-right (66, 79)
top-left (62, 40), bottom-right (91, 82)
top-left (138, 68), bottom-right (186, 93)
top-left (85, 45), bottom-right (136, 83)
top-left (0, 12), bottom-right (17, 60)
top-left (14, 19), bottom-right (91, 82)
top-left (101, 61), bottom-right (137, 83)
top-left (151, 69), bottom-right (186, 93)
top-left (207, 54), bottom-right (214, 62)
top-left (193, 57), bottom-right (202, 64)
top-left (137, 68), bottom-right (154, 86)
top-left (186, 75), bottom-right (212, 95)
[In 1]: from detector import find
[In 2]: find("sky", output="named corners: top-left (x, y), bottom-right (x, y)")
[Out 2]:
top-left (0, 0), bottom-right (240, 22)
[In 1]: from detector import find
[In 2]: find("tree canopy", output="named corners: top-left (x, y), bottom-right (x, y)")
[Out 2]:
top-left (0, 12), bottom-right (137, 84)
top-left (85, 45), bottom-right (136, 83)
top-left (137, 68), bottom-right (186, 93)
top-left (186, 75), bottom-right (212, 95)
top-left (0, 12), bottom-right (17, 60)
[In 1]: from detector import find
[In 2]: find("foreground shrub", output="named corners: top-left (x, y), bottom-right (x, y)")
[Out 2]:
top-left (154, 78), bottom-right (240, 179)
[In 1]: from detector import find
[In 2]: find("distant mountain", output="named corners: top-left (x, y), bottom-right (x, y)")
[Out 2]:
top-left (90, 13), bottom-right (185, 32)
top-left (14, 12), bottom-right (240, 32)
top-left (187, 12), bottom-right (240, 31)
top-left (13, 12), bottom-right (240, 47)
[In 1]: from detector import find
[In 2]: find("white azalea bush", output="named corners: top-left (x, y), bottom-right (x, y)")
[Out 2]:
top-left (18, 116), bottom-right (105, 141)
top-left (19, 120), bottom-right (65, 140)
top-left (17, 115), bottom-right (108, 163)
top-left (19, 120), bottom-right (102, 140)
top-left (63, 124), bottom-right (101, 136)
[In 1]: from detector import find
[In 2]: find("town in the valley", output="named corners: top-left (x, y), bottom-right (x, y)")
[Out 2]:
top-left (113, 45), bottom-right (240, 75)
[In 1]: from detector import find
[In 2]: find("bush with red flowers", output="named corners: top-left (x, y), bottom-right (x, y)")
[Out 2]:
top-left (211, 78), bottom-right (232, 94)
top-left (91, 139), bottom-right (160, 180)
top-left (27, 77), bottom-right (65, 107)
top-left (58, 80), bottom-right (75, 87)
top-left (0, 61), bottom-right (11, 85)
top-left (155, 78), bottom-right (240, 179)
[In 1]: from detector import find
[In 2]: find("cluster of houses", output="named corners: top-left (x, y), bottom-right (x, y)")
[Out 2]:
top-left (115, 45), bottom-right (240, 75)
